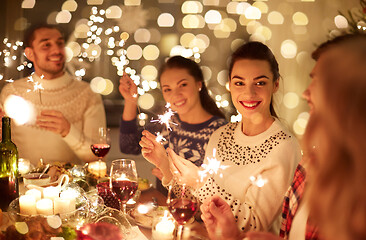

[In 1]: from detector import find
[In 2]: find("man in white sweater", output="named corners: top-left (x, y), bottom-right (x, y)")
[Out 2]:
top-left (0, 24), bottom-right (106, 165)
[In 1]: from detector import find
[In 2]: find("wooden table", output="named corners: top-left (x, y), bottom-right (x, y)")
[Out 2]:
top-left (136, 187), bottom-right (209, 240)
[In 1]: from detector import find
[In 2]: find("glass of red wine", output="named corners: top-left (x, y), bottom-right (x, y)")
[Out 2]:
top-left (90, 127), bottom-right (110, 178)
top-left (167, 184), bottom-right (199, 240)
top-left (109, 159), bottom-right (138, 215)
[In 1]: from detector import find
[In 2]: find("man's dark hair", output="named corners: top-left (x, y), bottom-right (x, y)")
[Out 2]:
top-left (24, 24), bottom-right (65, 48)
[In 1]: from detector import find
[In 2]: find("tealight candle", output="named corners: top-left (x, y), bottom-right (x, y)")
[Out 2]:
top-left (19, 195), bottom-right (37, 215)
top-left (60, 190), bottom-right (76, 212)
top-left (43, 186), bottom-right (59, 201)
top-left (152, 210), bottom-right (175, 240)
top-left (36, 198), bottom-right (53, 215)
top-left (25, 188), bottom-right (42, 201)
top-left (88, 160), bottom-right (107, 178)
top-left (54, 197), bottom-right (71, 215)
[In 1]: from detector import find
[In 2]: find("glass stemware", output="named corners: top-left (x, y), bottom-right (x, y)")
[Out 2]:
top-left (109, 159), bottom-right (138, 215)
top-left (167, 184), bottom-right (199, 240)
top-left (90, 127), bottom-right (110, 178)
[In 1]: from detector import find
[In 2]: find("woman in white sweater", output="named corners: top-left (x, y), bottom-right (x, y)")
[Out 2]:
top-left (166, 42), bottom-right (301, 233)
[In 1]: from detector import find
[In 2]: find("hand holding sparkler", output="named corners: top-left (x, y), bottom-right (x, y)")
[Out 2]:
top-left (200, 195), bottom-right (242, 240)
top-left (140, 130), bottom-right (172, 180)
top-left (167, 148), bottom-right (202, 189)
top-left (36, 110), bottom-right (70, 137)
top-left (119, 72), bottom-right (138, 104)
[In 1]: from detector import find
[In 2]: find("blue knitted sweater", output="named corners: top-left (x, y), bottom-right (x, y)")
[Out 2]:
top-left (119, 115), bottom-right (227, 166)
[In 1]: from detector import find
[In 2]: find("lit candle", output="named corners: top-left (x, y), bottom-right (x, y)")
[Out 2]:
top-left (36, 199), bottom-right (53, 215)
top-left (54, 197), bottom-right (71, 215)
top-left (152, 210), bottom-right (175, 240)
top-left (60, 190), bottom-right (76, 212)
top-left (19, 195), bottom-right (37, 215)
top-left (25, 189), bottom-right (42, 201)
top-left (43, 186), bottom-right (59, 201)
top-left (88, 160), bottom-right (107, 178)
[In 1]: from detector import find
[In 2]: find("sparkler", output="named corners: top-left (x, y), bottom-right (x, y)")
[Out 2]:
top-left (151, 103), bottom-right (177, 146)
top-left (198, 148), bottom-right (228, 182)
top-left (27, 73), bottom-right (44, 104)
top-left (155, 132), bottom-right (166, 144)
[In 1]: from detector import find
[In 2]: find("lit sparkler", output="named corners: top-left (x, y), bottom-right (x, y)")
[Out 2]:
top-left (151, 103), bottom-right (177, 145)
top-left (155, 132), bottom-right (166, 144)
top-left (27, 74), bottom-right (44, 104)
top-left (198, 148), bottom-right (228, 181)
top-left (151, 103), bottom-right (177, 131)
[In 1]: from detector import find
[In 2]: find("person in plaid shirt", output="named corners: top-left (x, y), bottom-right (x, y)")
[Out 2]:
top-left (200, 34), bottom-right (366, 240)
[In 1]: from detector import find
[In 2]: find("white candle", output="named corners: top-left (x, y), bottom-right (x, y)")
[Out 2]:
top-left (60, 190), bottom-right (76, 212)
top-left (36, 199), bottom-right (53, 215)
top-left (152, 211), bottom-right (175, 240)
top-left (19, 195), bottom-right (37, 215)
top-left (54, 197), bottom-right (71, 215)
top-left (25, 189), bottom-right (42, 201)
top-left (43, 186), bottom-right (59, 201)
top-left (88, 161), bottom-right (107, 178)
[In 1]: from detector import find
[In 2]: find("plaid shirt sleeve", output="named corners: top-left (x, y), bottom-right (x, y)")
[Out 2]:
top-left (279, 163), bottom-right (321, 240)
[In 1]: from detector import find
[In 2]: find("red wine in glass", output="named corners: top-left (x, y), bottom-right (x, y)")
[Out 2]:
top-left (168, 198), bottom-right (198, 225)
top-left (91, 143), bottom-right (111, 158)
top-left (111, 179), bottom-right (138, 204)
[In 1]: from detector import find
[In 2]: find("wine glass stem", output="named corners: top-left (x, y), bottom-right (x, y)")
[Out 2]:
top-left (121, 202), bottom-right (127, 215)
top-left (177, 224), bottom-right (184, 240)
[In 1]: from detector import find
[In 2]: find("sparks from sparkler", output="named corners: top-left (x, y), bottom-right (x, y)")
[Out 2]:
top-left (155, 132), bottom-right (166, 144)
top-left (27, 74), bottom-right (44, 104)
top-left (198, 148), bottom-right (228, 182)
top-left (151, 103), bottom-right (177, 146)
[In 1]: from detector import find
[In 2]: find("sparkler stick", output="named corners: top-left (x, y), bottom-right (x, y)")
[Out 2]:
top-left (27, 74), bottom-right (44, 104)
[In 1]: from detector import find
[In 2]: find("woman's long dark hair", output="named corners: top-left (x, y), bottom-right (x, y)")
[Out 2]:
top-left (158, 56), bottom-right (226, 119)
top-left (228, 41), bottom-right (280, 118)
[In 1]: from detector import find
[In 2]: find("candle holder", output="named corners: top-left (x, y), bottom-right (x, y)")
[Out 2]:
top-left (151, 208), bottom-right (176, 240)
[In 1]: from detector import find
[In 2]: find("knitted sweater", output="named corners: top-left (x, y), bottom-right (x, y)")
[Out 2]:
top-left (0, 73), bottom-right (106, 165)
top-left (119, 115), bottom-right (227, 166)
top-left (195, 119), bottom-right (301, 232)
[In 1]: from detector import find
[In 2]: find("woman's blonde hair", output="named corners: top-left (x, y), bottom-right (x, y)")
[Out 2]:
top-left (304, 34), bottom-right (366, 240)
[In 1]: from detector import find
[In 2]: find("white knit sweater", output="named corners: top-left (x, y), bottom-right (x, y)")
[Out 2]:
top-left (195, 118), bottom-right (301, 233)
top-left (0, 73), bottom-right (106, 165)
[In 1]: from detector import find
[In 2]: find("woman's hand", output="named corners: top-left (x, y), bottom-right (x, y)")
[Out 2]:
top-left (200, 195), bottom-right (242, 240)
top-left (167, 148), bottom-right (201, 189)
top-left (119, 72), bottom-right (137, 104)
top-left (139, 130), bottom-right (172, 180)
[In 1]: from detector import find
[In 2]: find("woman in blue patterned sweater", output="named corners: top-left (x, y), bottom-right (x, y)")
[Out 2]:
top-left (119, 56), bottom-right (227, 193)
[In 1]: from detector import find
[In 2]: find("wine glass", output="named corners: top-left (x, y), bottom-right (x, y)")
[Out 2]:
top-left (109, 159), bottom-right (138, 215)
top-left (90, 127), bottom-right (110, 178)
top-left (167, 184), bottom-right (199, 240)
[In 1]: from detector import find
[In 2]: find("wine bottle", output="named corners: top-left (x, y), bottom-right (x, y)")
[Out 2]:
top-left (0, 116), bottom-right (19, 211)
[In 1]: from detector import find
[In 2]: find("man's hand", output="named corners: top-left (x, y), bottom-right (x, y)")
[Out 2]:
top-left (36, 110), bottom-right (70, 137)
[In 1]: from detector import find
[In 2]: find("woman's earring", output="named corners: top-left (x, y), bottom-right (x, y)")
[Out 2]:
top-left (199, 87), bottom-right (202, 91)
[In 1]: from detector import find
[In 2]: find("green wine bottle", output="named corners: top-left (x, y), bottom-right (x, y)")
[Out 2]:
top-left (0, 116), bottom-right (19, 211)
